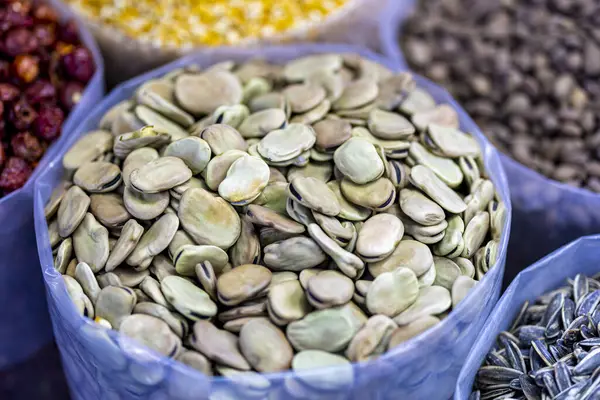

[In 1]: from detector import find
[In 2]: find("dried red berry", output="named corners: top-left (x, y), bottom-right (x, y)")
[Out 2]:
top-left (0, 83), bottom-right (20, 102)
top-left (1, 0), bottom-right (33, 31)
top-left (33, 23), bottom-right (55, 47)
top-left (11, 130), bottom-right (42, 161)
top-left (0, 8), bottom-right (32, 32)
top-left (9, 98), bottom-right (37, 130)
top-left (61, 46), bottom-right (94, 82)
top-left (3, 27), bottom-right (38, 56)
top-left (0, 144), bottom-right (5, 168)
top-left (0, 156), bottom-right (32, 193)
top-left (0, 120), bottom-right (7, 141)
top-left (35, 104), bottom-right (63, 141)
top-left (59, 80), bottom-right (83, 111)
top-left (8, 0), bottom-right (32, 17)
top-left (13, 54), bottom-right (39, 82)
top-left (0, 61), bottom-right (10, 81)
top-left (25, 79), bottom-right (56, 105)
top-left (59, 20), bottom-right (79, 44)
top-left (0, 1), bottom-right (93, 197)
top-left (55, 41), bottom-right (74, 56)
top-left (35, 46), bottom-right (51, 69)
top-left (33, 4), bottom-right (58, 23)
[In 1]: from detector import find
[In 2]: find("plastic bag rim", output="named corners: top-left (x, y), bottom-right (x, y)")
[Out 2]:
top-left (379, 0), bottom-right (411, 67)
top-left (499, 151), bottom-right (600, 199)
top-left (454, 233), bottom-right (600, 400)
top-left (33, 42), bottom-right (511, 385)
top-left (0, 0), bottom-right (105, 206)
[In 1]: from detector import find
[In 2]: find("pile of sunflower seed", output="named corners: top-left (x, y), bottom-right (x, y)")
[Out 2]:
top-left (472, 273), bottom-right (600, 400)
top-left (45, 53), bottom-right (506, 384)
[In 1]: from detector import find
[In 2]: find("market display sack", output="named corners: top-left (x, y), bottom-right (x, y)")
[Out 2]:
top-left (62, 0), bottom-right (389, 87)
top-left (454, 234), bottom-right (600, 399)
top-left (379, 0), bottom-right (600, 277)
top-left (0, 0), bottom-right (104, 369)
top-left (33, 44), bottom-right (511, 400)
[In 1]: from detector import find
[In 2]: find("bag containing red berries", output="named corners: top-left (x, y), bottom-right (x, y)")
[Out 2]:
top-left (0, 0), bottom-right (104, 369)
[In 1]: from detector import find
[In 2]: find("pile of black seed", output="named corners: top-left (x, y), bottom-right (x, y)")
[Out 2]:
top-left (402, 0), bottom-right (600, 192)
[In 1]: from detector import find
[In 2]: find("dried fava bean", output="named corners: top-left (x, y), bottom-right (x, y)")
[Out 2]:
top-left (334, 137), bottom-right (384, 184)
top-left (346, 315), bottom-right (397, 362)
top-left (126, 213), bottom-right (179, 270)
top-left (175, 71), bottom-right (242, 116)
top-left (63, 131), bottom-right (114, 172)
top-left (179, 187), bottom-right (241, 250)
top-left (263, 237), bottom-right (326, 272)
top-left (161, 276), bottom-right (217, 320)
top-left (95, 286), bottom-right (136, 329)
top-left (356, 214), bottom-right (404, 262)
top-left (89, 193), bottom-right (131, 229)
top-left (199, 124), bottom-right (246, 156)
top-left (258, 124), bottom-right (316, 163)
top-left (470, 274), bottom-right (600, 399)
top-left (57, 185), bottom-right (90, 238)
top-left (268, 280), bottom-right (311, 325)
top-left (163, 137), bottom-right (211, 174)
top-left (45, 55), bottom-right (505, 379)
top-left (367, 268), bottom-right (419, 317)
top-left (189, 320), bottom-right (250, 371)
top-left (176, 350), bottom-right (212, 375)
top-left (74, 161), bottom-right (122, 193)
top-left (306, 270), bottom-right (354, 309)
top-left (287, 176), bottom-right (340, 217)
top-left (239, 318), bottom-right (294, 372)
top-left (130, 157), bottom-right (192, 193)
top-left (64, 275), bottom-right (94, 318)
top-left (217, 264), bottom-right (272, 306)
top-left (119, 314), bottom-right (181, 357)
top-left (218, 155), bottom-right (270, 206)
top-left (72, 213), bottom-right (109, 272)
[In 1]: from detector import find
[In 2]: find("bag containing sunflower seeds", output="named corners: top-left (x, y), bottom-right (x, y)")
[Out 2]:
top-left (455, 234), bottom-right (600, 400)
top-left (34, 44), bottom-right (510, 400)
top-left (0, 0), bottom-right (104, 370)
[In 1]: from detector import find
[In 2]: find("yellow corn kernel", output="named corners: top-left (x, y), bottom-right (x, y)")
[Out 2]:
top-left (66, 0), bottom-right (349, 48)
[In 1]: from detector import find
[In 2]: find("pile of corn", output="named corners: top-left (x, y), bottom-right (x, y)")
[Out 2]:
top-left (66, 0), bottom-right (350, 48)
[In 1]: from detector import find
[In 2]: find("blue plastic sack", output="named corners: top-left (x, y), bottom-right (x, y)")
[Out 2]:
top-left (379, 0), bottom-right (600, 277)
top-left (379, 0), bottom-right (415, 69)
top-left (454, 234), bottom-right (600, 399)
top-left (0, 0), bottom-right (104, 370)
top-left (34, 44), bottom-right (511, 400)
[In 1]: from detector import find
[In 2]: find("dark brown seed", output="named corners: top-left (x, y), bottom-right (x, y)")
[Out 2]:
top-left (401, 0), bottom-right (600, 192)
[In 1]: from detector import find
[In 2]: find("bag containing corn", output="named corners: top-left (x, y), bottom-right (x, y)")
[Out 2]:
top-left (0, 0), bottom-right (104, 369)
top-left (455, 234), bottom-right (600, 400)
top-left (34, 44), bottom-right (510, 400)
top-left (63, 0), bottom-right (389, 87)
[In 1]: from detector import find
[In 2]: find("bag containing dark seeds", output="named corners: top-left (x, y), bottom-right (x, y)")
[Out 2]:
top-left (381, 0), bottom-right (600, 275)
top-left (454, 234), bottom-right (600, 400)
top-left (34, 44), bottom-right (510, 400)
top-left (0, 0), bottom-right (104, 369)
